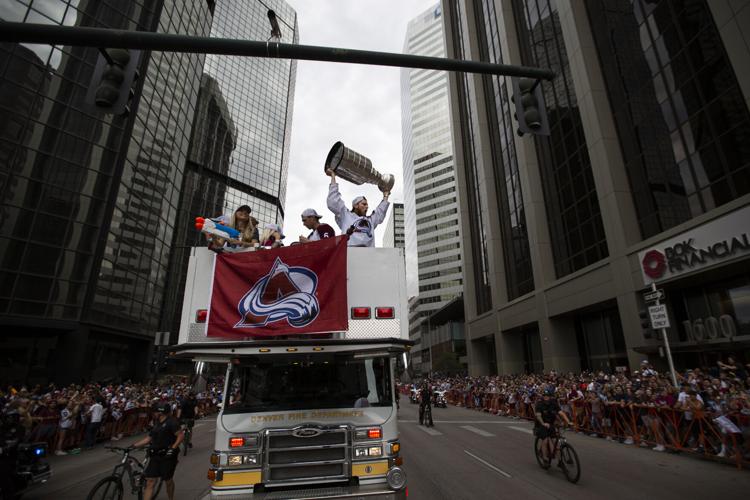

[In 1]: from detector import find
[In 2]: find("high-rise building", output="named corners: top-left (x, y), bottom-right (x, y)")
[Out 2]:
top-left (0, 0), bottom-right (211, 383)
top-left (383, 202), bottom-right (405, 249)
top-left (445, 0), bottom-right (750, 375)
top-left (161, 0), bottom-right (298, 339)
top-left (402, 4), bottom-right (464, 374)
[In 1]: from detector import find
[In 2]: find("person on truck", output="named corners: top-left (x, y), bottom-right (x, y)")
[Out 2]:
top-left (326, 169), bottom-right (390, 247)
top-left (132, 403), bottom-right (183, 500)
top-left (299, 208), bottom-right (335, 243)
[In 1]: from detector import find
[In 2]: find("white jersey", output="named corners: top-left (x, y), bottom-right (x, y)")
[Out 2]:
top-left (327, 183), bottom-right (389, 247)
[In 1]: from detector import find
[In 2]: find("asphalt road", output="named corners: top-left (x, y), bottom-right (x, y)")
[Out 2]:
top-left (397, 398), bottom-right (749, 499)
top-left (26, 401), bottom-right (749, 499)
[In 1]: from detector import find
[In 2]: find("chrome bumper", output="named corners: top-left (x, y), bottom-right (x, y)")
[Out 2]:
top-left (206, 482), bottom-right (406, 499)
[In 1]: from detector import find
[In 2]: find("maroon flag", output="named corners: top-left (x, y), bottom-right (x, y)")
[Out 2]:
top-left (207, 236), bottom-right (348, 337)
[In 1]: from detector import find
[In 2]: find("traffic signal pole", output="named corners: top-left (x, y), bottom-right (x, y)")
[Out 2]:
top-left (0, 22), bottom-right (555, 80)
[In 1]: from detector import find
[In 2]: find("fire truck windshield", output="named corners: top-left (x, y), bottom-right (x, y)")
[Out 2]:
top-left (224, 354), bottom-right (393, 413)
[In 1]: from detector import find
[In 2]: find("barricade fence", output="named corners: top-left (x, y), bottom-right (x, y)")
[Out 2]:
top-left (442, 389), bottom-right (749, 470)
top-left (28, 400), bottom-right (219, 454)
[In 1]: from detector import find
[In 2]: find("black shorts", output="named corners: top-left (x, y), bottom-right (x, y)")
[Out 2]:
top-left (534, 425), bottom-right (557, 439)
top-left (144, 454), bottom-right (178, 480)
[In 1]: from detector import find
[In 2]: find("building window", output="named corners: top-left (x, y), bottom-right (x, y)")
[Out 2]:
top-left (450, 0), bottom-right (492, 315)
top-left (476, 0), bottom-right (534, 299)
top-left (575, 305), bottom-right (628, 373)
top-left (586, 0), bottom-right (750, 238)
top-left (513, 0), bottom-right (608, 278)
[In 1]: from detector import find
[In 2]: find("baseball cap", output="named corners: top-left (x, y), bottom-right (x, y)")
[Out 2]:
top-left (352, 196), bottom-right (366, 207)
top-left (235, 205), bottom-right (252, 213)
top-left (264, 223), bottom-right (285, 239)
top-left (301, 208), bottom-right (323, 219)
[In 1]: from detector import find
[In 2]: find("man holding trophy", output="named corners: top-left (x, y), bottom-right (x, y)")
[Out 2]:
top-left (324, 141), bottom-right (394, 247)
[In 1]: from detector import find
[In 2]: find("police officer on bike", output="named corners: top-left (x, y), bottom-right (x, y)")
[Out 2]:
top-left (418, 381), bottom-right (433, 426)
top-left (133, 403), bottom-right (183, 500)
top-left (534, 386), bottom-right (571, 465)
top-left (177, 392), bottom-right (197, 448)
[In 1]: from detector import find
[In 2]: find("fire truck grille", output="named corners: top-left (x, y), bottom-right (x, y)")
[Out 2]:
top-left (264, 428), bottom-right (349, 484)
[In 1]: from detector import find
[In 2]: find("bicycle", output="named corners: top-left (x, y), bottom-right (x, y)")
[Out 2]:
top-left (419, 403), bottom-right (433, 427)
top-left (534, 426), bottom-right (581, 484)
top-left (181, 418), bottom-right (195, 457)
top-left (86, 446), bottom-right (163, 500)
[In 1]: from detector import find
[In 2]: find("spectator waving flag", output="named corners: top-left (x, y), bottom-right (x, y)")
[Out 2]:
top-left (207, 235), bottom-right (348, 337)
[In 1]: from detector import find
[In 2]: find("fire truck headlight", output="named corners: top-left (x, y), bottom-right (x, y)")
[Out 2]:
top-left (355, 447), bottom-right (369, 458)
top-left (227, 455), bottom-right (243, 466)
top-left (368, 446), bottom-right (382, 457)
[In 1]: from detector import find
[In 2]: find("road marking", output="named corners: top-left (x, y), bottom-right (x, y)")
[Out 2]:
top-left (416, 425), bottom-right (442, 436)
top-left (461, 425), bottom-right (495, 437)
top-left (400, 420), bottom-right (519, 424)
top-left (510, 426), bottom-right (533, 435)
top-left (464, 450), bottom-right (512, 478)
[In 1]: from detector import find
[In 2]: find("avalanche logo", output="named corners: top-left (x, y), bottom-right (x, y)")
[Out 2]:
top-left (235, 257), bottom-right (320, 328)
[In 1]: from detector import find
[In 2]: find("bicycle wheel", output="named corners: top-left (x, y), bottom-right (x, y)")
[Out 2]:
top-left (86, 476), bottom-right (123, 500)
top-left (426, 406), bottom-right (433, 427)
top-left (559, 444), bottom-right (581, 484)
top-left (534, 437), bottom-right (550, 470)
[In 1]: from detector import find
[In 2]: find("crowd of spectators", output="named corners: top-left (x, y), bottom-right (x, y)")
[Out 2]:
top-left (407, 357), bottom-right (750, 463)
top-left (0, 377), bottom-right (222, 456)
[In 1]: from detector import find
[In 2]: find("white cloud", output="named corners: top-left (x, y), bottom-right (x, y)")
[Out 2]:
top-left (284, 0), bottom-right (438, 258)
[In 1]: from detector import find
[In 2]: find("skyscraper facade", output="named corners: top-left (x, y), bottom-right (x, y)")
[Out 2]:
top-left (383, 202), bottom-right (405, 249)
top-left (445, 0), bottom-right (750, 375)
top-left (0, 0), bottom-right (211, 383)
top-left (402, 4), bottom-right (464, 373)
top-left (162, 0), bottom-right (298, 339)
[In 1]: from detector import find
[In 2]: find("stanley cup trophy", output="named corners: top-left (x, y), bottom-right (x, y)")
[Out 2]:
top-left (324, 141), bottom-right (395, 193)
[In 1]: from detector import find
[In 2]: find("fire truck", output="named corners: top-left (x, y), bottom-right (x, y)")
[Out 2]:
top-left (176, 241), bottom-right (409, 499)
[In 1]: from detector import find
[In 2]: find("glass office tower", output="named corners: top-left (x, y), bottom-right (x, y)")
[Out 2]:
top-left (402, 4), bottom-right (464, 373)
top-left (0, 0), bottom-right (211, 383)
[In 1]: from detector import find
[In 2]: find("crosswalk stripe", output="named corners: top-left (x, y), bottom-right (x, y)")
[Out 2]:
top-left (461, 425), bottom-right (495, 437)
top-left (510, 426), bottom-right (533, 435)
top-left (416, 425), bottom-right (442, 436)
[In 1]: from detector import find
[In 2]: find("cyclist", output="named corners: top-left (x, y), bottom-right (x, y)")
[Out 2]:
top-left (177, 392), bottom-right (197, 449)
top-left (534, 385), bottom-right (571, 465)
top-left (418, 381), bottom-right (433, 426)
top-left (132, 403), bottom-right (183, 500)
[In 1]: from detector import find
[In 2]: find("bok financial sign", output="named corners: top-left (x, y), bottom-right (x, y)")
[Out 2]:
top-left (638, 205), bottom-right (750, 285)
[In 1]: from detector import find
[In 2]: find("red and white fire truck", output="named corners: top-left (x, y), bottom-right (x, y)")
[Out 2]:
top-left (176, 236), bottom-right (409, 499)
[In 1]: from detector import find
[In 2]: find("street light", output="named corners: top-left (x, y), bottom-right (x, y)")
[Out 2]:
top-left (267, 10), bottom-right (282, 40)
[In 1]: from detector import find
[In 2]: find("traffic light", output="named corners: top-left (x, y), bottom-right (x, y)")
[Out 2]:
top-left (511, 77), bottom-right (550, 136)
top-left (85, 48), bottom-right (140, 116)
top-left (639, 309), bottom-right (653, 339)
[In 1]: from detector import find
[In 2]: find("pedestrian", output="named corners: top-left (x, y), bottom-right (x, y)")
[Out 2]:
top-left (298, 208), bottom-right (335, 243)
top-left (326, 168), bottom-right (390, 247)
top-left (84, 396), bottom-right (104, 449)
top-left (55, 399), bottom-right (74, 455)
top-left (133, 403), bottom-right (183, 500)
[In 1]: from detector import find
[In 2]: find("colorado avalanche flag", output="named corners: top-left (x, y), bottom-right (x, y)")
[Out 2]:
top-left (207, 236), bottom-right (348, 337)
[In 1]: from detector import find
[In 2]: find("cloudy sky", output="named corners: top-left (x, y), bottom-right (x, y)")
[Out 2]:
top-left (283, 0), bottom-right (438, 256)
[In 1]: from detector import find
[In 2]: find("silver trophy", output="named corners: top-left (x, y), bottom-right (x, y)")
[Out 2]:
top-left (325, 141), bottom-right (395, 193)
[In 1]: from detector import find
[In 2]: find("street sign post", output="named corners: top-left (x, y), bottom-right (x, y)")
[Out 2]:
top-left (646, 283), bottom-right (677, 387)
top-left (643, 289), bottom-right (664, 303)
top-left (648, 304), bottom-right (670, 329)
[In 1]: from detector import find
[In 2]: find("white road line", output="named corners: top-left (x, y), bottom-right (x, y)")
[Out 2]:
top-left (510, 426), bottom-right (533, 435)
top-left (464, 450), bottom-right (512, 478)
top-left (416, 425), bottom-right (443, 436)
top-left (400, 420), bottom-right (520, 424)
top-left (460, 425), bottom-right (495, 437)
